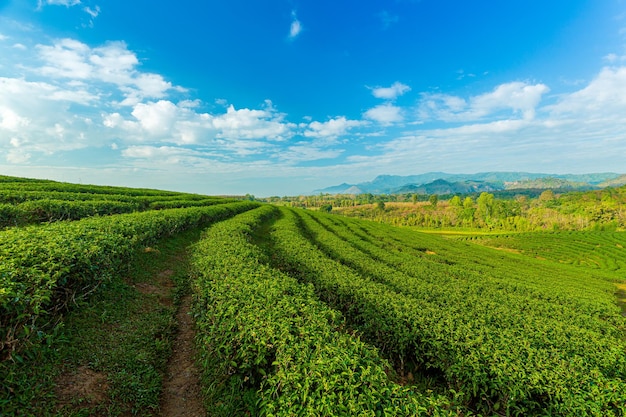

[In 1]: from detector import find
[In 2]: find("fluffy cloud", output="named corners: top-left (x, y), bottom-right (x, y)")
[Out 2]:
top-left (0, 105), bottom-right (30, 131)
top-left (0, 76), bottom-right (102, 160)
top-left (304, 116), bottom-right (363, 139)
top-left (364, 103), bottom-right (404, 125)
top-left (370, 82), bottom-right (411, 100)
top-left (103, 100), bottom-right (213, 144)
top-left (357, 66), bottom-right (626, 176)
top-left (419, 81), bottom-right (549, 122)
top-left (103, 99), bottom-right (296, 158)
top-left (549, 66), bottom-right (626, 116)
top-left (36, 39), bottom-right (176, 104)
top-left (212, 103), bottom-right (294, 140)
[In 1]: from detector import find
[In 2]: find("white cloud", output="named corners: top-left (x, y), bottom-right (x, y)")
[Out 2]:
top-left (370, 81), bottom-right (411, 100)
top-left (419, 81), bottom-right (549, 122)
top-left (0, 76), bottom-right (105, 158)
top-left (122, 145), bottom-right (194, 159)
top-left (6, 148), bottom-right (32, 164)
top-left (304, 116), bottom-right (363, 139)
top-left (549, 66), bottom-right (626, 116)
top-left (35, 39), bottom-right (175, 104)
top-left (84, 5), bottom-right (100, 18)
top-left (353, 66), bottom-right (626, 177)
top-left (37, 39), bottom-right (92, 79)
top-left (288, 11), bottom-right (302, 40)
top-left (103, 100), bottom-right (214, 144)
top-left (212, 103), bottom-right (294, 141)
top-left (38, 0), bottom-right (81, 8)
top-left (364, 103), bottom-right (404, 125)
top-left (131, 100), bottom-right (179, 136)
top-left (0, 106), bottom-right (30, 131)
top-left (0, 34), bottom-right (8, 41)
top-left (102, 99), bottom-right (297, 157)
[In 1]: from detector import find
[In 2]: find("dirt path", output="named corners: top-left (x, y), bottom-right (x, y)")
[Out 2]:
top-left (159, 295), bottom-right (205, 417)
top-left (53, 233), bottom-right (206, 417)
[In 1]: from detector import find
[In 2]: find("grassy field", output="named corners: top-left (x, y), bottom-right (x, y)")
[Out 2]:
top-left (1, 175), bottom-right (626, 416)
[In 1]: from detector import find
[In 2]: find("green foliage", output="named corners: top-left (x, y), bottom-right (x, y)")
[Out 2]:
top-left (319, 203), bottom-right (332, 213)
top-left (332, 185), bottom-right (626, 232)
top-left (1, 228), bottom-right (203, 416)
top-left (0, 176), bottom-right (232, 227)
top-left (470, 231), bottom-right (626, 273)
top-left (190, 206), bottom-right (455, 416)
top-left (0, 201), bottom-right (258, 360)
top-left (3, 174), bottom-right (626, 416)
top-left (268, 207), bottom-right (626, 415)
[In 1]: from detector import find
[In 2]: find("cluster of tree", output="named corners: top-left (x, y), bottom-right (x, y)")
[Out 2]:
top-left (261, 192), bottom-right (432, 208)
top-left (262, 186), bottom-right (626, 232)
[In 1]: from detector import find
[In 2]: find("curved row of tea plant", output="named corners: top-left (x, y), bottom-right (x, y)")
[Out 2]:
top-left (466, 231), bottom-right (626, 273)
top-left (270, 207), bottom-right (626, 416)
top-left (310, 212), bottom-right (621, 320)
top-left (0, 201), bottom-right (258, 359)
top-left (0, 175), bottom-right (182, 197)
top-left (0, 188), bottom-right (223, 205)
top-left (190, 205), bottom-right (457, 416)
top-left (0, 195), bottom-right (232, 228)
top-left (0, 199), bottom-right (140, 227)
top-left (0, 176), bottom-right (234, 227)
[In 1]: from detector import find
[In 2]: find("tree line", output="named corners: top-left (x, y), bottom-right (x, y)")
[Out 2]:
top-left (261, 186), bottom-right (626, 231)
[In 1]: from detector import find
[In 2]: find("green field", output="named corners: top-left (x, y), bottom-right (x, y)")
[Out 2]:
top-left (1, 176), bottom-right (626, 416)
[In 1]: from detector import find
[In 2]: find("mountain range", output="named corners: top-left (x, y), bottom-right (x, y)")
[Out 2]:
top-left (315, 172), bottom-right (626, 195)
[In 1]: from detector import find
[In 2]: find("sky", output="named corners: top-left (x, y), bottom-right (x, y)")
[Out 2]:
top-left (1, 1), bottom-right (626, 196)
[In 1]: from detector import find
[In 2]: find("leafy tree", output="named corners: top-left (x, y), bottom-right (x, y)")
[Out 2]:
top-left (461, 197), bottom-right (476, 223)
top-left (429, 194), bottom-right (438, 207)
top-left (450, 195), bottom-right (462, 207)
top-left (319, 204), bottom-right (332, 213)
top-left (539, 189), bottom-right (555, 201)
top-left (376, 201), bottom-right (385, 211)
top-left (477, 192), bottom-right (495, 220)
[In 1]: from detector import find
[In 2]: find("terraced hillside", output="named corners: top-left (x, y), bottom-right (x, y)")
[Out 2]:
top-left (2, 176), bottom-right (626, 416)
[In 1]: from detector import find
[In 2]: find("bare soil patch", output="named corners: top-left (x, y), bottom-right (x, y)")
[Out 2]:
top-left (160, 295), bottom-right (205, 417)
top-left (55, 365), bottom-right (109, 409)
top-left (134, 269), bottom-right (175, 306)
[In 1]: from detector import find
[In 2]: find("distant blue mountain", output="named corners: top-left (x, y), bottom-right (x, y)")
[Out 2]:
top-left (314, 172), bottom-right (622, 195)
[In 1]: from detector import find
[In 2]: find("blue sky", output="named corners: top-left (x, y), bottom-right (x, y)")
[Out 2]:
top-left (1, 0), bottom-right (625, 196)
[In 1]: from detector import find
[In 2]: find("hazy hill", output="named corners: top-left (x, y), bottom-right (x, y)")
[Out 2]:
top-left (316, 172), bottom-right (622, 195)
top-left (504, 177), bottom-right (596, 191)
top-left (394, 179), bottom-right (500, 195)
top-left (599, 174), bottom-right (626, 187)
